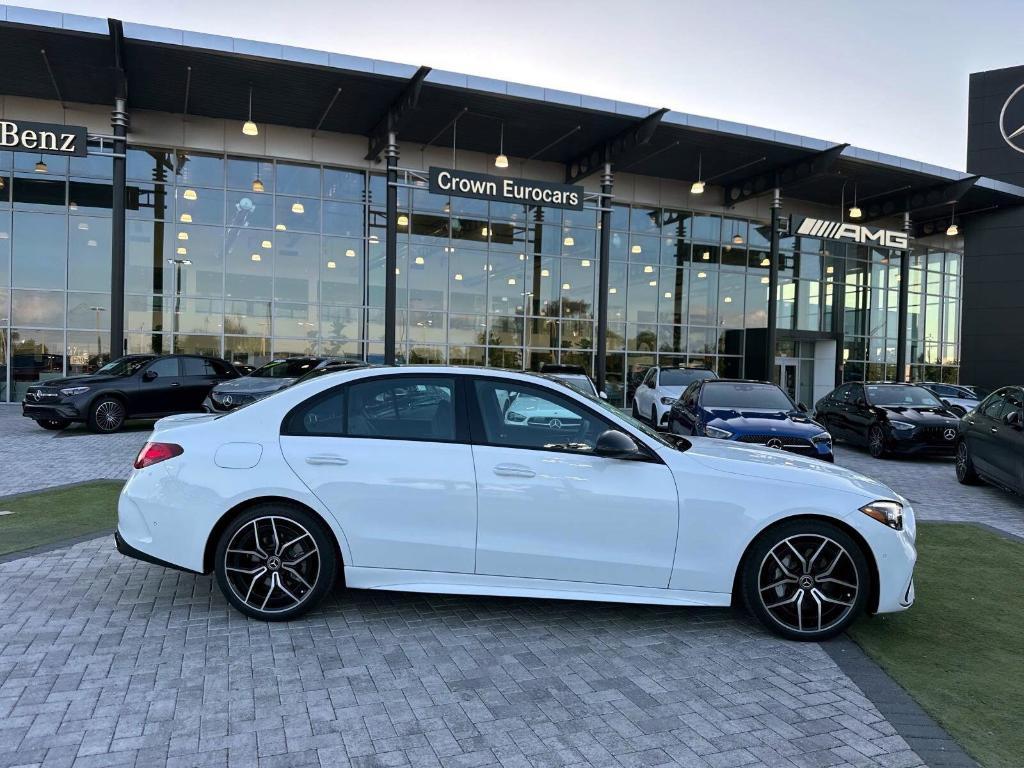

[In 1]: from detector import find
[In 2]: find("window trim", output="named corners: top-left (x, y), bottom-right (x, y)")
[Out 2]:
top-left (279, 372), bottom-right (470, 444)
top-left (465, 374), bottom-right (662, 463)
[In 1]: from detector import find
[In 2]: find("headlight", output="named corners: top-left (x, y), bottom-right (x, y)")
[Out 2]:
top-left (60, 386), bottom-right (90, 396)
top-left (704, 424), bottom-right (732, 439)
top-left (860, 500), bottom-right (903, 531)
top-left (811, 432), bottom-right (831, 444)
top-left (889, 420), bottom-right (915, 431)
top-left (660, 397), bottom-right (677, 406)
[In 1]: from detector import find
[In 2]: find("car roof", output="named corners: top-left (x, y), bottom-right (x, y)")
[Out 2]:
top-left (702, 378), bottom-right (776, 385)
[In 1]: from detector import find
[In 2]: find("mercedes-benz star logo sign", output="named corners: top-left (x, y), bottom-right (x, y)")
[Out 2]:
top-left (549, 418), bottom-right (562, 430)
top-left (944, 428), bottom-right (957, 441)
top-left (999, 83), bottom-right (1024, 154)
top-left (766, 438), bottom-right (784, 450)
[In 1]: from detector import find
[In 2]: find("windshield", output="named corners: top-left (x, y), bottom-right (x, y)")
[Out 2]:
top-left (660, 368), bottom-right (715, 387)
top-left (252, 359), bottom-right (320, 378)
top-left (95, 356), bottom-right (152, 377)
top-left (701, 382), bottom-right (795, 410)
top-left (866, 385), bottom-right (943, 407)
top-left (550, 373), bottom-right (597, 395)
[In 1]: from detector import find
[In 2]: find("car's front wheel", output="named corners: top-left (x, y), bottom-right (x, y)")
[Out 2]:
top-left (88, 397), bottom-right (126, 433)
top-left (742, 519), bottom-right (869, 641)
top-left (650, 405), bottom-right (659, 429)
top-left (955, 440), bottom-right (980, 485)
top-left (868, 425), bottom-right (887, 459)
top-left (214, 503), bottom-right (338, 621)
top-left (37, 418), bottom-right (70, 431)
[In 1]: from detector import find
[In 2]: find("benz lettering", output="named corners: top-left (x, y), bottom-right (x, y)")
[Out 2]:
top-left (0, 120), bottom-right (87, 157)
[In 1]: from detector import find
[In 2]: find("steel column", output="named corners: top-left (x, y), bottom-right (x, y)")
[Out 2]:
top-left (894, 211), bottom-right (912, 381)
top-left (383, 133), bottom-right (399, 365)
top-left (109, 97), bottom-right (128, 360)
top-left (595, 162), bottom-right (613, 394)
top-left (765, 188), bottom-right (781, 380)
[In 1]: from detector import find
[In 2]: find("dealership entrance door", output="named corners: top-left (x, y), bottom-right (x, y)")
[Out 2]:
top-left (773, 338), bottom-right (837, 409)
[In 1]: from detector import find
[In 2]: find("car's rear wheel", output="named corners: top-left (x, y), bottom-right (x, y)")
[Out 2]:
top-left (651, 405), bottom-right (658, 429)
top-left (742, 519), bottom-right (869, 641)
top-left (955, 440), bottom-right (980, 485)
top-left (88, 397), bottom-right (126, 433)
top-left (214, 503), bottom-right (338, 621)
top-left (38, 418), bottom-right (70, 431)
top-left (631, 400), bottom-right (641, 419)
top-left (868, 425), bottom-right (887, 459)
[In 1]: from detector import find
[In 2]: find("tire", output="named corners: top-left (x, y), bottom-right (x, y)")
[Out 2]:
top-left (955, 440), bottom-right (980, 485)
top-left (214, 503), bottom-right (338, 621)
top-left (651, 405), bottom-right (659, 429)
top-left (868, 425), bottom-right (887, 459)
top-left (38, 418), bottom-right (70, 431)
top-left (631, 400), bottom-right (641, 419)
top-left (742, 519), bottom-right (870, 641)
top-left (88, 397), bottom-right (126, 433)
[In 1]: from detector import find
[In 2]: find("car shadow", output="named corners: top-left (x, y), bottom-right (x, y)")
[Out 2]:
top-left (52, 420), bottom-right (157, 437)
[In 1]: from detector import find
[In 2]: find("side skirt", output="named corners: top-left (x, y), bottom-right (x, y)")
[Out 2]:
top-left (344, 567), bottom-right (732, 607)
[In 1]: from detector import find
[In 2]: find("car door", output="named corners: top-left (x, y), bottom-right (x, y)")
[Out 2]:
top-left (469, 377), bottom-right (679, 588)
top-left (844, 384), bottom-right (873, 444)
top-left (135, 357), bottom-right (183, 414)
top-left (673, 382), bottom-right (700, 434)
top-left (972, 389), bottom-right (1017, 485)
top-left (179, 357), bottom-right (226, 410)
top-left (279, 373), bottom-right (478, 573)
top-left (820, 384), bottom-right (851, 439)
top-left (633, 368), bottom-right (656, 416)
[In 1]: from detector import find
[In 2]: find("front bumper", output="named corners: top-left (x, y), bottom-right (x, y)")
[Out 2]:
top-left (886, 429), bottom-right (957, 455)
top-left (22, 402), bottom-right (82, 421)
top-left (849, 499), bottom-right (917, 614)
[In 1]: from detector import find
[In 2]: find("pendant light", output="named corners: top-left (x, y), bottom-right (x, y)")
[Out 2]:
top-left (0, 177), bottom-right (5, 191)
top-left (494, 123), bottom-right (509, 169)
top-left (34, 155), bottom-right (47, 173)
top-left (326, 260), bottom-right (337, 269)
top-left (849, 184), bottom-right (862, 219)
top-left (242, 86), bottom-right (259, 136)
top-left (250, 253), bottom-right (261, 262)
top-left (291, 201), bottom-right (305, 214)
top-left (275, 223), bottom-right (286, 231)
top-left (183, 189), bottom-right (197, 201)
top-left (398, 214), bottom-right (409, 227)
top-left (732, 233), bottom-right (744, 245)
top-left (690, 154), bottom-right (704, 194)
top-left (252, 162), bottom-right (265, 193)
top-left (345, 248), bottom-right (356, 257)
top-left (563, 235), bottom-right (575, 246)
top-left (261, 240), bottom-right (272, 249)
top-left (946, 204), bottom-right (959, 236)
top-left (179, 213), bottom-right (192, 223)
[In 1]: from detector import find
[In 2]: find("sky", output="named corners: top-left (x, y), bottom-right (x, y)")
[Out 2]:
top-left (15, 0), bottom-right (1024, 170)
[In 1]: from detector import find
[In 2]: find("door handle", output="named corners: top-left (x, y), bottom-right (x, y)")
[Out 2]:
top-left (170, 382), bottom-right (181, 387)
top-left (305, 455), bottom-right (349, 466)
top-left (991, 427), bottom-right (999, 434)
top-left (493, 463), bottom-right (536, 478)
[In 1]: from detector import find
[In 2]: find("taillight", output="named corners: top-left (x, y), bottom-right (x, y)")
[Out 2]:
top-left (134, 442), bottom-right (184, 469)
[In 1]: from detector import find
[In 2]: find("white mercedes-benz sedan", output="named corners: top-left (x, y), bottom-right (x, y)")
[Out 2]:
top-left (116, 366), bottom-right (916, 641)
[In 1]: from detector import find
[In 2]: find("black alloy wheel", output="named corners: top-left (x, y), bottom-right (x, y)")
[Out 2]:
top-left (88, 397), bottom-right (126, 433)
top-left (651, 405), bottom-right (658, 428)
top-left (955, 440), bottom-right (980, 485)
top-left (38, 418), bottom-right (70, 431)
top-left (868, 425), bottom-right (887, 459)
top-left (215, 503), bottom-right (338, 621)
top-left (743, 519), bottom-right (869, 641)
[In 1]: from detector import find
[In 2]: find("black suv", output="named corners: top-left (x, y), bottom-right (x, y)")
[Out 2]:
top-left (22, 354), bottom-right (239, 433)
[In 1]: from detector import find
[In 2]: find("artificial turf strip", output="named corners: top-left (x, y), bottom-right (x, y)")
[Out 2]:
top-left (849, 522), bottom-right (1023, 768)
top-left (0, 480), bottom-right (124, 556)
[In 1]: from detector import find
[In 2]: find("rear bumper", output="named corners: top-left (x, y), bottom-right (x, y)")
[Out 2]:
top-left (114, 530), bottom-right (202, 574)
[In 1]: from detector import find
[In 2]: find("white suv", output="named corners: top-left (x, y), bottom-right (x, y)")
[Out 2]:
top-left (632, 366), bottom-right (718, 428)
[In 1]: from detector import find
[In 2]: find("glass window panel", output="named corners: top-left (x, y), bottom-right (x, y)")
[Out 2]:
top-left (367, 243), bottom-right (407, 309)
top-left (526, 317), bottom-right (558, 348)
top-left (523, 254), bottom-right (559, 318)
top-left (606, 261), bottom-right (626, 323)
top-left (174, 152), bottom-right (224, 188)
top-left (275, 232), bottom-right (319, 303)
top-left (12, 212), bottom-right (66, 289)
top-left (125, 294), bottom-right (163, 335)
top-left (168, 297), bottom-right (223, 336)
top-left (560, 227), bottom-right (595, 257)
top-left (274, 302), bottom-right (318, 338)
top-left (609, 230), bottom-right (628, 261)
top-left (69, 147), bottom-right (112, 179)
top-left (657, 267), bottom-right (686, 325)
top-left (660, 235), bottom-right (688, 267)
top-left (227, 156), bottom-right (273, 193)
top-left (449, 345), bottom-right (485, 366)
top-left (626, 263), bottom-right (660, 324)
top-left (128, 148), bottom-right (173, 182)
top-left (561, 319), bottom-right (593, 349)
top-left (68, 178), bottom-right (112, 215)
top-left (10, 328), bottom-right (64, 399)
top-left (175, 186), bottom-right (223, 226)
top-left (14, 153), bottom-right (66, 174)
top-left (322, 238), bottom-right (363, 306)
top-left (12, 289), bottom-right (63, 326)
top-left (0, 213), bottom-right (11, 284)
top-left (720, 244), bottom-right (746, 270)
top-left (722, 218), bottom-right (747, 247)
top-left (486, 315), bottom-right (523, 346)
top-left (0, 171), bottom-right (9, 208)
top-left (657, 325), bottom-right (685, 354)
top-left (318, 304), bottom-right (361, 341)
top-left (719, 272), bottom-right (746, 328)
top-left (126, 181), bottom-right (170, 221)
top-left (68, 216), bottom-right (111, 292)
top-left (796, 279), bottom-right (822, 332)
top-left (324, 200), bottom-right (364, 237)
top-left (449, 314), bottom-right (488, 346)
top-left (559, 258), bottom-right (595, 319)
top-left (226, 189), bottom-right (274, 230)
top-left (224, 299), bottom-right (271, 337)
top-left (275, 196), bottom-right (320, 233)
top-left (223, 335), bottom-right (271, 367)
top-left (272, 336), bottom-right (317, 357)
top-left (449, 251), bottom-right (487, 315)
top-left (691, 244), bottom-right (719, 266)
top-left (409, 245), bottom-right (448, 313)
top-left (628, 234), bottom-right (660, 263)
top-left (690, 214), bottom-right (721, 243)
top-left (688, 268), bottom-right (717, 326)
top-left (226, 227), bottom-right (272, 300)
top-left (66, 328), bottom-right (109, 373)
top-left (323, 167), bottom-right (365, 201)
top-left (12, 175), bottom-right (65, 210)
top-left (174, 225), bottom-right (223, 297)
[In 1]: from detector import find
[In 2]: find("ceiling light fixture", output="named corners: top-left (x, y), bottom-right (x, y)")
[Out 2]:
top-left (648, 280), bottom-right (657, 287)
top-left (541, 268), bottom-right (550, 277)
top-left (760, 256), bottom-right (770, 267)
top-left (34, 155), bottom-right (47, 173)
top-left (664, 291), bottom-right (672, 299)
top-left (176, 247), bottom-right (187, 256)
top-left (564, 235), bottom-right (575, 246)
top-left (508, 277), bottom-right (516, 285)
top-left (327, 260), bottom-right (336, 269)
top-left (177, 231), bottom-right (188, 241)
top-left (561, 282), bottom-right (571, 290)
top-left (454, 273), bottom-right (463, 281)
top-left (251, 253), bottom-right (261, 262)
top-left (345, 248), bottom-right (356, 257)
top-left (179, 213), bottom-right (192, 223)
top-left (702, 251), bottom-right (710, 260)
top-left (697, 271), bottom-right (707, 279)
top-left (732, 233), bottom-right (744, 245)
top-left (183, 189), bottom-right (197, 201)
top-left (242, 85), bottom-right (259, 136)
top-left (481, 226), bottom-right (489, 237)
top-left (643, 265), bottom-right (654, 273)
top-left (946, 204), bottom-right (959, 236)
top-left (723, 296), bottom-right (733, 303)
top-left (261, 240), bottom-right (272, 249)
top-left (494, 122), bottom-right (509, 169)
top-left (849, 183), bottom-right (862, 219)
top-left (609, 287), bottom-right (617, 294)
top-left (631, 244), bottom-right (642, 254)
top-left (580, 259), bottom-right (591, 267)
top-left (252, 162), bottom-right (264, 192)
top-left (690, 154), bottom-right (704, 194)
top-left (78, 222), bottom-right (89, 231)
top-left (397, 214), bottom-right (409, 227)
top-left (760, 276), bottom-right (770, 284)
top-left (415, 256), bottom-right (425, 265)
top-left (291, 201), bottom-right (305, 214)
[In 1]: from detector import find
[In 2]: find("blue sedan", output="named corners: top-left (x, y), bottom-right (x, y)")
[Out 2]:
top-left (667, 379), bottom-right (834, 461)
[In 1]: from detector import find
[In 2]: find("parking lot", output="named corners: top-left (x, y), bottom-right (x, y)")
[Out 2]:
top-left (2, 406), bottom-right (1019, 767)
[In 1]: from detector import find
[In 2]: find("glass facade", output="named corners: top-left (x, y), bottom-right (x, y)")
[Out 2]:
top-left (0, 145), bottom-right (963, 405)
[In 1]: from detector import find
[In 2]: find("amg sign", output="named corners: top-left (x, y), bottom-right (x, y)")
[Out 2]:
top-left (794, 217), bottom-right (909, 249)
top-left (0, 120), bottom-right (88, 157)
top-left (429, 167), bottom-right (583, 211)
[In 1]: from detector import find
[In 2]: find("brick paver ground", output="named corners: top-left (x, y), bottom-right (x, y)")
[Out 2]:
top-left (3, 408), bottom-right (1020, 766)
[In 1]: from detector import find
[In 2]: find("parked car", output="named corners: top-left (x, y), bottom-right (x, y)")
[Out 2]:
top-left (538, 363), bottom-right (601, 397)
top-left (814, 382), bottom-right (960, 458)
top-left (203, 356), bottom-right (364, 412)
top-left (917, 382), bottom-right (980, 416)
top-left (116, 366), bottom-right (916, 641)
top-left (22, 354), bottom-right (239, 433)
top-left (956, 386), bottom-right (1024, 494)
top-left (668, 379), bottom-right (833, 461)
top-left (232, 363), bottom-right (256, 376)
top-left (631, 366), bottom-right (718, 428)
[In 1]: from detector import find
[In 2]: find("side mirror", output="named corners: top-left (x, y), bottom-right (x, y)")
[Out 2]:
top-left (856, 398), bottom-right (867, 407)
top-left (941, 399), bottom-right (952, 407)
top-left (599, 391), bottom-right (608, 401)
top-left (797, 402), bottom-right (808, 413)
top-left (143, 370), bottom-right (158, 381)
top-left (1005, 411), bottom-right (1021, 428)
top-left (594, 429), bottom-right (640, 459)
top-left (646, 381), bottom-right (655, 388)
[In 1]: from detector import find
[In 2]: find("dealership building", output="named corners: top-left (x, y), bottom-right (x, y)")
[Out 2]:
top-left (0, 5), bottom-right (1022, 408)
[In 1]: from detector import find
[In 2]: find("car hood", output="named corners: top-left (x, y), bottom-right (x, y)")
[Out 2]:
top-left (876, 405), bottom-right (960, 424)
top-left (30, 374), bottom-right (124, 389)
top-left (211, 377), bottom-right (294, 394)
top-left (677, 437), bottom-right (896, 500)
top-left (704, 408), bottom-right (825, 435)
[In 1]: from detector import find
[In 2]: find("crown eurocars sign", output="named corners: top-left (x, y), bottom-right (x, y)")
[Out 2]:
top-left (0, 120), bottom-right (88, 157)
top-left (429, 167), bottom-right (584, 211)
top-left (794, 217), bottom-right (909, 249)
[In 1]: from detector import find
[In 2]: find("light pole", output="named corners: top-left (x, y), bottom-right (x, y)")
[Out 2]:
top-left (167, 258), bottom-right (191, 353)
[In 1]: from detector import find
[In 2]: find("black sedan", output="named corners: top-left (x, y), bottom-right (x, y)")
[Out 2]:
top-left (203, 356), bottom-right (365, 412)
top-left (956, 386), bottom-right (1024, 494)
top-left (814, 382), bottom-right (961, 458)
top-left (22, 354), bottom-right (239, 433)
